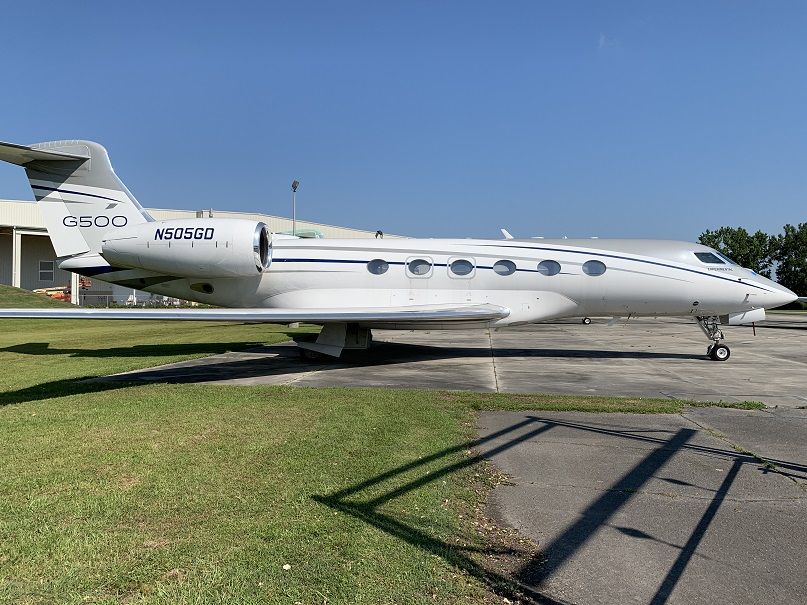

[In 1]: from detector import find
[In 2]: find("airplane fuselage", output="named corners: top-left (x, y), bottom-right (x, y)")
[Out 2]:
top-left (82, 236), bottom-right (795, 327)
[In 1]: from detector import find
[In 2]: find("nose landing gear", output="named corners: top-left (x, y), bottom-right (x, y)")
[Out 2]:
top-left (707, 342), bottom-right (731, 361)
top-left (697, 316), bottom-right (731, 361)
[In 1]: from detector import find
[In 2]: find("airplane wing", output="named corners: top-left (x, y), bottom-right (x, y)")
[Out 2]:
top-left (0, 303), bottom-right (510, 323)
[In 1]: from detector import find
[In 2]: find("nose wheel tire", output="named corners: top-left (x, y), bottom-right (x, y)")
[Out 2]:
top-left (582, 317), bottom-right (592, 325)
top-left (707, 343), bottom-right (731, 361)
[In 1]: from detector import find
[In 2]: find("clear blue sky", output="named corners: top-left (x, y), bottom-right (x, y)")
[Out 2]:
top-left (1, 1), bottom-right (805, 239)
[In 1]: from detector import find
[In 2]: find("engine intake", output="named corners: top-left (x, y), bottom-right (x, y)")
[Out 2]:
top-left (101, 218), bottom-right (271, 278)
top-left (254, 221), bottom-right (270, 272)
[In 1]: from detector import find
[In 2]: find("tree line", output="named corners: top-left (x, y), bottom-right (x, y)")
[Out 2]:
top-left (698, 223), bottom-right (807, 295)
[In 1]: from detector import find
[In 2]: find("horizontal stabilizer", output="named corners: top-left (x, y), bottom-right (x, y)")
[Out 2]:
top-left (0, 140), bottom-right (89, 166)
top-left (0, 303), bottom-right (510, 323)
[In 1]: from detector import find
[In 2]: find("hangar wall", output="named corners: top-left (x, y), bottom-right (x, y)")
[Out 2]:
top-left (0, 232), bottom-right (11, 285)
top-left (19, 234), bottom-right (72, 291)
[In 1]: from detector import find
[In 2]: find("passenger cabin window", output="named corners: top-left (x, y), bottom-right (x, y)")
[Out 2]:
top-left (694, 252), bottom-right (725, 264)
top-left (407, 258), bottom-right (432, 277)
top-left (537, 260), bottom-right (561, 276)
top-left (367, 259), bottom-right (389, 275)
top-left (449, 259), bottom-right (474, 277)
top-left (493, 260), bottom-right (516, 276)
top-left (582, 260), bottom-right (606, 276)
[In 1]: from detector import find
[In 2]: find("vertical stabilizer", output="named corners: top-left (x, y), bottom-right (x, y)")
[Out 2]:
top-left (0, 139), bottom-right (152, 256)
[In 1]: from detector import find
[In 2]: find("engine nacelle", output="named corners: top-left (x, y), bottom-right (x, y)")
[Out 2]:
top-left (101, 218), bottom-right (271, 278)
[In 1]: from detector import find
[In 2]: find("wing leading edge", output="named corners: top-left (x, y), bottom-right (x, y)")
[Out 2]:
top-left (0, 303), bottom-right (510, 323)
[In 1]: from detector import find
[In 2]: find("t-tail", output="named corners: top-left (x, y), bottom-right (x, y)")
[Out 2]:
top-left (0, 139), bottom-right (153, 257)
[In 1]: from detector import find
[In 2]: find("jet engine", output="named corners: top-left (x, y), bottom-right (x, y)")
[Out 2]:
top-left (101, 219), bottom-right (271, 278)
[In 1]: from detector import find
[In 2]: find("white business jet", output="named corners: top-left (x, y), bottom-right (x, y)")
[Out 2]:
top-left (0, 139), bottom-right (798, 361)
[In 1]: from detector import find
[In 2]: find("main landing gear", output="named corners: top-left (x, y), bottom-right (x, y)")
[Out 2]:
top-left (295, 323), bottom-right (373, 359)
top-left (696, 316), bottom-right (731, 361)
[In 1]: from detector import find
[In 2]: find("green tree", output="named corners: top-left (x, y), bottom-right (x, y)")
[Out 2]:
top-left (697, 226), bottom-right (776, 277)
top-left (775, 223), bottom-right (807, 295)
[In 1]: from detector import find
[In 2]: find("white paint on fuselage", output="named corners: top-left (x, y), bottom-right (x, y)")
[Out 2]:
top-left (133, 237), bottom-right (796, 327)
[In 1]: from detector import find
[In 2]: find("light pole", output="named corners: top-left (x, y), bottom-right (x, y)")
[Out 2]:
top-left (291, 180), bottom-right (300, 236)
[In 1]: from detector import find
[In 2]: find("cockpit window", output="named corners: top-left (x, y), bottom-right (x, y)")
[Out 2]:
top-left (715, 252), bottom-right (738, 265)
top-left (694, 252), bottom-right (725, 264)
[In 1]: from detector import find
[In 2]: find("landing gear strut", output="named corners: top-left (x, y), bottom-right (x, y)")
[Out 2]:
top-left (696, 316), bottom-right (731, 361)
top-left (295, 323), bottom-right (372, 358)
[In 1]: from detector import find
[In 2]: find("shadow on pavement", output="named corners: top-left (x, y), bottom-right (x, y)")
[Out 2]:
top-left (513, 427), bottom-right (697, 588)
top-left (313, 414), bottom-right (802, 604)
top-left (92, 340), bottom-right (703, 385)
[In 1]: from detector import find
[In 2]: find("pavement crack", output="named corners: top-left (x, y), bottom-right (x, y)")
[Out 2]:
top-left (517, 481), bottom-right (802, 503)
top-left (680, 412), bottom-right (807, 492)
top-left (284, 366), bottom-right (322, 386)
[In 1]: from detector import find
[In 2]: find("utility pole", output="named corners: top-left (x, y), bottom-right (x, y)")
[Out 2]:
top-left (291, 180), bottom-right (300, 236)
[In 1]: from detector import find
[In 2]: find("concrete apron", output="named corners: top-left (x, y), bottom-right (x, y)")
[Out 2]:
top-left (477, 410), bottom-right (807, 605)
top-left (102, 316), bottom-right (807, 409)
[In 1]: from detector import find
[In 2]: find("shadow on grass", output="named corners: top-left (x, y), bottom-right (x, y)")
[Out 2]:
top-left (0, 376), bottom-right (138, 407)
top-left (314, 414), bottom-right (805, 604)
top-left (313, 417), bottom-right (567, 604)
top-left (0, 337), bottom-right (302, 406)
top-left (0, 335), bottom-right (302, 358)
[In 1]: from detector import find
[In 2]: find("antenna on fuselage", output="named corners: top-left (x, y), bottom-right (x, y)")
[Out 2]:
top-left (500, 228), bottom-right (514, 240)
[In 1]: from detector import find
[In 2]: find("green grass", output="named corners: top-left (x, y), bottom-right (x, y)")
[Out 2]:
top-left (0, 286), bottom-right (764, 604)
top-left (0, 284), bottom-right (72, 308)
top-left (0, 319), bottom-right (315, 398)
top-left (1, 385), bottom-right (481, 604)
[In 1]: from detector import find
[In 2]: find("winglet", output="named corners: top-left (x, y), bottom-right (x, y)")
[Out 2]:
top-left (500, 228), bottom-right (514, 240)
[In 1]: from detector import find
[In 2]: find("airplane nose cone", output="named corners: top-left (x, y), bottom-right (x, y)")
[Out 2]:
top-left (748, 275), bottom-right (798, 309)
top-left (768, 283), bottom-right (798, 308)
